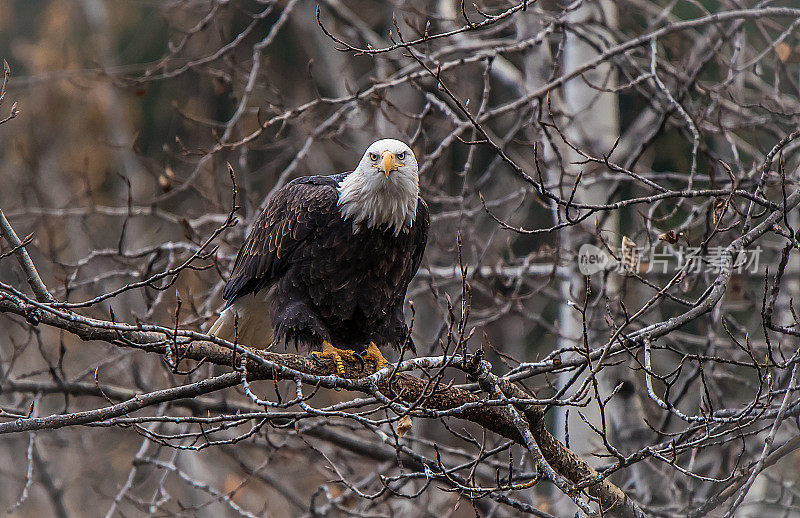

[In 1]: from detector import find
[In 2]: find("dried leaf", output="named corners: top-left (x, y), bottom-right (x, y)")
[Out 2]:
top-left (222, 474), bottom-right (241, 495)
top-left (604, 314), bottom-right (616, 329)
top-left (713, 198), bottom-right (728, 225)
top-left (158, 167), bottom-right (175, 192)
top-left (620, 236), bottom-right (638, 272)
top-left (397, 415), bottom-right (413, 438)
top-left (326, 484), bottom-right (344, 498)
top-left (776, 42), bottom-right (791, 63)
top-left (658, 230), bottom-right (680, 244)
top-left (212, 76), bottom-right (230, 96)
top-left (680, 271), bottom-right (690, 294)
top-left (158, 174), bottom-right (172, 192)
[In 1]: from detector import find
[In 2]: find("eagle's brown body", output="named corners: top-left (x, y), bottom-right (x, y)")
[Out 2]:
top-left (222, 173), bottom-right (428, 353)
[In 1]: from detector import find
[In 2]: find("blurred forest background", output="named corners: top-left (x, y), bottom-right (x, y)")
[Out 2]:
top-left (2, 0), bottom-right (800, 516)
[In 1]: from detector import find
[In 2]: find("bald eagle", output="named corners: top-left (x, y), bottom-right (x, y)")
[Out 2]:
top-left (209, 139), bottom-right (428, 373)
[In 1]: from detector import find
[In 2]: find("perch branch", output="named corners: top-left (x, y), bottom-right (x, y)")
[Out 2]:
top-left (0, 290), bottom-right (643, 518)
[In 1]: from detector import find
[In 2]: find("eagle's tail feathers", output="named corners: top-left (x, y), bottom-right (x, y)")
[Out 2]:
top-left (207, 296), bottom-right (273, 350)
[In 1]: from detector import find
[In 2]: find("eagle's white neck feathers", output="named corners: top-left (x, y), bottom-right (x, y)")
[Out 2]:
top-left (337, 139), bottom-right (419, 236)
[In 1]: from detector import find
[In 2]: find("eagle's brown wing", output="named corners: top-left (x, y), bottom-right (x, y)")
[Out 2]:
top-left (385, 197), bottom-right (428, 352)
top-left (223, 175), bottom-right (341, 305)
top-left (408, 198), bottom-right (429, 285)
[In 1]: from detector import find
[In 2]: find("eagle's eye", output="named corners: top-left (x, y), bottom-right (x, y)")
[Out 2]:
top-left (369, 152), bottom-right (379, 161)
top-left (396, 151), bottom-right (406, 160)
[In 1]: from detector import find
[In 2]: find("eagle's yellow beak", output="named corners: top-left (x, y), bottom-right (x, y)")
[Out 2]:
top-left (381, 151), bottom-right (397, 178)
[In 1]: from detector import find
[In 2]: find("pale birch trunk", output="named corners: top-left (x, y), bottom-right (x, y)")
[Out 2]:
top-left (546, 1), bottom-right (657, 511)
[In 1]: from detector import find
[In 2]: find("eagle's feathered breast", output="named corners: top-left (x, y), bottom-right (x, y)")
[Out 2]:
top-left (224, 173), bottom-right (428, 352)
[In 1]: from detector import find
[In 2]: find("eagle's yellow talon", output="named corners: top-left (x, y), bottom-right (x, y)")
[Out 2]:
top-left (363, 342), bottom-right (389, 371)
top-left (312, 341), bottom-right (356, 375)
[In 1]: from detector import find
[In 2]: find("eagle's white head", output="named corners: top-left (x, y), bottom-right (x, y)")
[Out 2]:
top-left (337, 139), bottom-right (419, 235)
